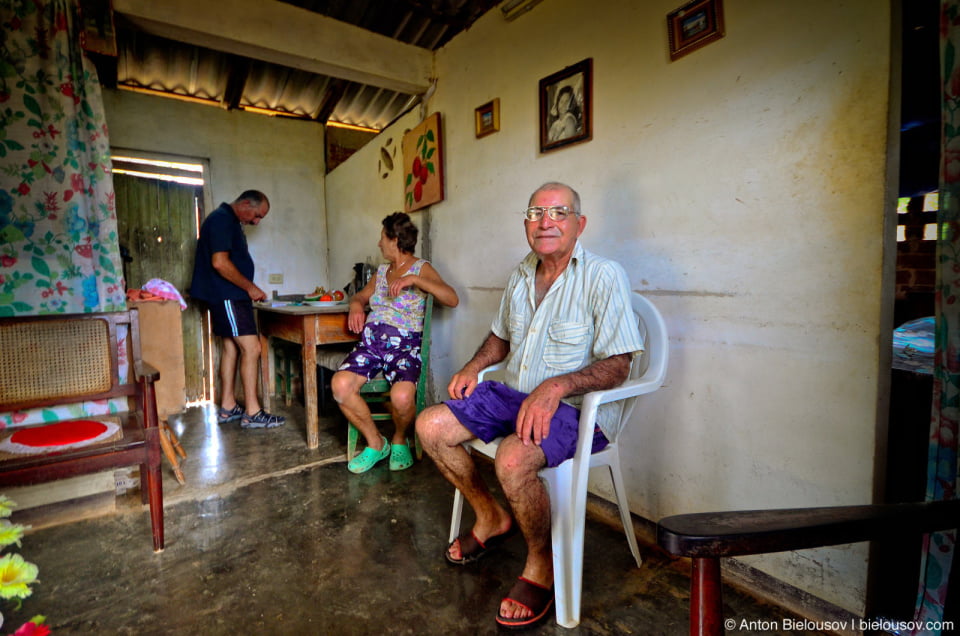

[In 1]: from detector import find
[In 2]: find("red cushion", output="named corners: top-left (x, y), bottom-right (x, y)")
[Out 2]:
top-left (10, 420), bottom-right (108, 447)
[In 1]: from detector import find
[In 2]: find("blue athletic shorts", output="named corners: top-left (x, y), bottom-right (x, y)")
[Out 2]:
top-left (208, 299), bottom-right (257, 337)
top-left (444, 381), bottom-right (608, 468)
top-left (338, 322), bottom-right (422, 385)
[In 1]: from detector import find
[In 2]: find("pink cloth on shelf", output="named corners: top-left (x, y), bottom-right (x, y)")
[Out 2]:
top-left (142, 279), bottom-right (187, 310)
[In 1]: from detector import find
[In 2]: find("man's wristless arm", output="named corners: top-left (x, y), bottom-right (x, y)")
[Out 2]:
top-left (461, 332), bottom-right (510, 375)
top-left (540, 353), bottom-right (632, 399)
top-left (211, 252), bottom-right (263, 299)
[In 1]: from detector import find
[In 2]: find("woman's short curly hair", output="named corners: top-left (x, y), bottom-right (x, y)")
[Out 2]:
top-left (382, 212), bottom-right (418, 253)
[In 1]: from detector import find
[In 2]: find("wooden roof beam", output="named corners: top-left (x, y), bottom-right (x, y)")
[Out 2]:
top-left (113, 0), bottom-right (434, 95)
top-left (220, 56), bottom-right (251, 111)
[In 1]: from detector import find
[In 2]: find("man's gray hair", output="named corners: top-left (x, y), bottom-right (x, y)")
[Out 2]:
top-left (234, 190), bottom-right (270, 209)
top-left (529, 182), bottom-right (581, 213)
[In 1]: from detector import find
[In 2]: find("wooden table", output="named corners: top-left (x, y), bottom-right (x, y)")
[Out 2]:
top-left (255, 303), bottom-right (357, 449)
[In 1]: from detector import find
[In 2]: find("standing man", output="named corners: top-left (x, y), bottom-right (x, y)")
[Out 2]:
top-left (416, 182), bottom-right (643, 629)
top-left (190, 190), bottom-right (285, 429)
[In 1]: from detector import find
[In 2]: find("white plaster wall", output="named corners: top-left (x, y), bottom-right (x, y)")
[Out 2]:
top-left (325, 111), bottom-right (421, 288)
top-left (101, 89), bottom-right (328, 296)
top-left (328, 0), bottom-right (893, 614)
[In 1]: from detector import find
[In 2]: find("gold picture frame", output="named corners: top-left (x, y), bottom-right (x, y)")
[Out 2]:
top-left (667, 0), bottom-right (725, 61)
top-left (475, 99), bottom-right (500, 138)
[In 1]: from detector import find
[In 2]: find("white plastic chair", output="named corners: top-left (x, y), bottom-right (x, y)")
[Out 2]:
top-left (447, 293), bottom-right (669, 628)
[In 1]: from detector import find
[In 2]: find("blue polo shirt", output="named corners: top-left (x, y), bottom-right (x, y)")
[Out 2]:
top-left (189, 203), bottom-right (254, 302)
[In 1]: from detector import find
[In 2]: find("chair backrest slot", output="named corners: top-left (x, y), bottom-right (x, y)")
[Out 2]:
top-left (616, 294), bottom-right (669, 435)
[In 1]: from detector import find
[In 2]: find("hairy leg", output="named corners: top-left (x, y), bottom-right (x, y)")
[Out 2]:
top-left (331, 370), bottom-right (384, 449)
top-left (234, 334), bottom-right (263, 415)
top-left (417, 404), bottom-right (513, 557)
top-left (219, 337), bottom-right (239, 409)
top-left (495, 435), bottom-right (552, 620)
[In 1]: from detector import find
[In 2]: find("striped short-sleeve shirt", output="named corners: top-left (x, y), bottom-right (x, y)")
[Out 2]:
top-left (491, 242), bottom-right (644, 440)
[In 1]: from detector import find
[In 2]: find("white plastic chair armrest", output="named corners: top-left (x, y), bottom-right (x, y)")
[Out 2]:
top-left (478, 362), bottom-right (507, 382)
top-left (573, 392), bottom-right (604, 466)
top-left (586, 375), bottom-right (661, 407)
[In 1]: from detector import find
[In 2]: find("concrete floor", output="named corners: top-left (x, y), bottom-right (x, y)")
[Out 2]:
top-left (9, 403), bottom-right (826, 635)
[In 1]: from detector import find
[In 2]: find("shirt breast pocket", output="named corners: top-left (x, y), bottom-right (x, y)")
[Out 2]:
top-left (543, 321), bottom-right (591, 371)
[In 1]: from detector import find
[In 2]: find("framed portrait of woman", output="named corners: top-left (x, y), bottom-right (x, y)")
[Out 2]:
top-left (539, 58), bottom-right (592, 153)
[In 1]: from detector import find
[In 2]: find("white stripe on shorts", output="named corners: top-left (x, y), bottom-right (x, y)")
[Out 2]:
top-left (224, 300), bottom-right (240, 337)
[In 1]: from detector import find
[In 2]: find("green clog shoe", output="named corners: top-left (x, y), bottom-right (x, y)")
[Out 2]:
top-left (389, 442), bottom-right (414, 471)
top-left (347, 435), bottom-right (391, 474)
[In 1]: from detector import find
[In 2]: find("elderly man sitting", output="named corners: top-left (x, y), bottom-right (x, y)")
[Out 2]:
top-left (416, 181), bottom-right (643, 629)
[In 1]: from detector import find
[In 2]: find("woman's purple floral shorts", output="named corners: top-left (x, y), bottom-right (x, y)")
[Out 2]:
top-left (338, 322), bottom-right (422, 385)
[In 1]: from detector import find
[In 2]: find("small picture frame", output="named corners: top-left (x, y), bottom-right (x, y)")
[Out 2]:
top-left (475, 98), bottom-right (500, 138)
top-left (667, 0), bottom-right (725, 61)
top-left (539, 58), bottom-right (592, 154)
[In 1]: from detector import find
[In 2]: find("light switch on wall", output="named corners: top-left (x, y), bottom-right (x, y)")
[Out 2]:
top-left (268, 273), bottom-right (283, 284)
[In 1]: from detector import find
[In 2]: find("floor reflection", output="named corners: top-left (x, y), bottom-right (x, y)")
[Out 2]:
top-left (11, 401), bottom-right (829, 635)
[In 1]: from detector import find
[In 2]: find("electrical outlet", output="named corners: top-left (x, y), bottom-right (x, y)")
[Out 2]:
top-left (269, 273), bottom-right (283, 284)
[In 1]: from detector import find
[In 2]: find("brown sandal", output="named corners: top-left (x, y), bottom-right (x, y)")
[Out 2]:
top-left (495, 577), bottom-right (554, 630)
top-left (444, 522), bottom-right (516, 565)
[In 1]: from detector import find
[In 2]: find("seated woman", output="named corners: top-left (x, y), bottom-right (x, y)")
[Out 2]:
top-left (547, 85), bottom-right (582, 143)
top-left (332, 212), bottom-right (459, 473)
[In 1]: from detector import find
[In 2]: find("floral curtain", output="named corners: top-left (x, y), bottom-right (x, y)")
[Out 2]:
top-left (0, 0), bottom-right (124, 316)
top-left (0, 0), bottom-right (127, 428)
top-left (910, 1), bottom-right (960, 630)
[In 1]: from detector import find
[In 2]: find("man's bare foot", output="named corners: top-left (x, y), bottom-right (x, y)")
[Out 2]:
top-left (496, 576), bottom-right (554, 628)
top-left (498, 597), bottom-right (531, 621)
top-left (499, 561), bottom-right (553, 620)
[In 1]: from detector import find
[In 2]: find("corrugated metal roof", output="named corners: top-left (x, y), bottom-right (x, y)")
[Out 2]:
top-left (108, 0), bottom-right (500, 130)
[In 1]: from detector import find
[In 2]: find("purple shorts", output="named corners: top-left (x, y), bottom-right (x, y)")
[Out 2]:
top-left (338, 322), bottom-right (422, 385)
top-left (444, 381), bottom-right (608, 468)
top-left (208, 299), bottom-right (257, 337)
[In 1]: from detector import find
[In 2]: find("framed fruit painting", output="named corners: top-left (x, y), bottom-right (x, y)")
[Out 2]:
top-left (402, 112), bottom-right (445, 212)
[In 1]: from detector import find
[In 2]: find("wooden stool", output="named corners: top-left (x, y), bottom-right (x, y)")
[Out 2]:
top-left (159, 420), bottom-right (187, 485)
top-left (316, 345), bottom-right (352, 417)
top-left (657, 500), bottom-right (960, 635)
top-left (274, 341), bottom-right (302, 406)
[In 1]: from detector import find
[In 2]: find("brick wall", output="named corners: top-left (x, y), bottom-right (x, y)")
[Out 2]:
top-left (895, 195), bottom-right (936, 324)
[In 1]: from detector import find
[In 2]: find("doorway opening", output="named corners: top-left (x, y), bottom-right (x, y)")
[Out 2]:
top-left (872, 0), bottom-right (949, 621)
top-left (111, 152), bottom-right (212, 406)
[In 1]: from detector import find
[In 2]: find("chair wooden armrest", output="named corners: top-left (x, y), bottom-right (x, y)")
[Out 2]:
top-left (657, 499), bottom-right (960, 635)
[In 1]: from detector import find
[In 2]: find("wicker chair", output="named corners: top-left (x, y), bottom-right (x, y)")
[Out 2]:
top-left (0, 310), bottom-right (164, 551)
